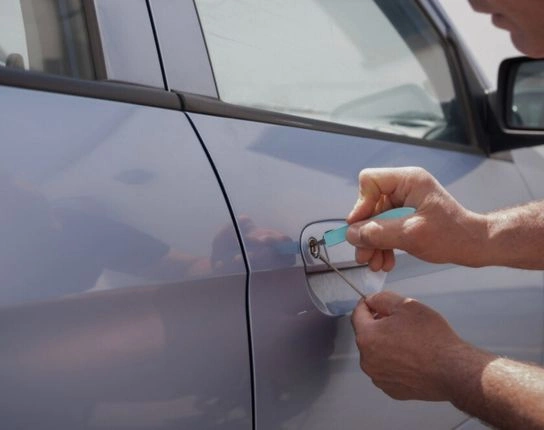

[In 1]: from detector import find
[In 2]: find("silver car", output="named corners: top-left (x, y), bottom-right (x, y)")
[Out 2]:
top-left (1, 0), bottom-right (544, 428)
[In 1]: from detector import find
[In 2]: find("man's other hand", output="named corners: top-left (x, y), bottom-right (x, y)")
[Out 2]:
top-left (351, 291), bottom-right (481, 401)
top-left (346, 167), bottom-right (488, 271)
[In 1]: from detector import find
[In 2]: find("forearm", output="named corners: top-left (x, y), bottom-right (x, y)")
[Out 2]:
top-left (482, 201), bottom-right (544, 269)
top-left (445, 345), bottom-right (544, 429)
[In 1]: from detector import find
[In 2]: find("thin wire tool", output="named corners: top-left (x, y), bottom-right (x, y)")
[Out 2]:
top-left (309, 207), bottom-right (416, 300)
top-left (317, 254), bottom-right (367, 299)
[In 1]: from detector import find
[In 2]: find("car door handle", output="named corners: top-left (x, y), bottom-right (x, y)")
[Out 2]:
top-left (302, 208), bottom-right (416, 273)
top-left (301, 209), bottom-right (416, 315)
top-left (301, 220), bottom-right (379, 315)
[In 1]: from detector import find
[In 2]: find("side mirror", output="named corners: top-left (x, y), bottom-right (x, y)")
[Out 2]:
top-left (500, 57), bottom-right (544, 129)
top-left (490, 57), bottom-right (544, 152)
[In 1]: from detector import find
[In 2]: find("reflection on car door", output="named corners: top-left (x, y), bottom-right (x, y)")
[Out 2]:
top-left (152, 0), bottom-right (544, 428)
top-left (0, 85), bottom-right (252, 429)
top-left (189, 112), bottom-right (543, 429)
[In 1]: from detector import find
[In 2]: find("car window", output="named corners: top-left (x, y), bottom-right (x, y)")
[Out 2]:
top-left (194, 0), bottom-right (468, 145)
top-left (0, 0), bottom-right (95, 79)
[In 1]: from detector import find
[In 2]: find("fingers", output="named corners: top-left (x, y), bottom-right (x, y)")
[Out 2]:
top-left (346, 168), bottom-right (435, 269)
top-left (368, 249), bottom-right (395, 272)
top-left (352, 292), bottom-right (411, 334)
top-left (347, 167), bottom-right (438, 225)
top-left (365, 291), bottom-right (408, 317)
top-left (368, 249), bottom-right (383, 272)
top-left (382, 249), bottom-right (396, 272)
top-left (355, 249), bottom-right (396, 271)
top-left (347, 167), bottom-right (422, 224)
top-left (355, 247), bottom-right (375, 265)
top-left (347, 218), bottom-right (412, 251)
top-left (347, 173), bottom-right (382, 224)
top-left (351, 298), bottom-right (375, 335)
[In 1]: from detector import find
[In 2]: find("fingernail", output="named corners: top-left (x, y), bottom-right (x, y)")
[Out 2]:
top-left (346, 225), bottom-right (357, 243)
top-left (348, 200), bottom-right (361, 219)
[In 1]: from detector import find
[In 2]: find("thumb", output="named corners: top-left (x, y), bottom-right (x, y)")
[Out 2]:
top-left (346, 197), bottom-right (377, 225)
top-left (346, 217), bottom-right (412, 251)
top-left (365, 291), bottom-right (407, 317)
top-left (351, 298), bottom-right (375, 335)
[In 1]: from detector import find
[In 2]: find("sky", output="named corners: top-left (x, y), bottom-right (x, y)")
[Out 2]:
top-left (437, 0), bottom-right (521, 89)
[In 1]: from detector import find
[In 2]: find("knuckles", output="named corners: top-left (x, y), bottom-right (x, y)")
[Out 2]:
top-left (401, 217), bottom-right (430, 255)
top-left (346, 224), bottom-right (363, 246)
top-left (406, 166), bottom-right (432, 185)
top-left (362, 222), bottom-right (381, 247)
top-left (358, 167), bottom-right (377, 183)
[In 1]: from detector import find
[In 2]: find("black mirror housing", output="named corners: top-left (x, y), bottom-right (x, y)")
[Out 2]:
top-left (490, 57), bottom-right (544, 152)
top-left (499, 57), bottom-right (544, 129)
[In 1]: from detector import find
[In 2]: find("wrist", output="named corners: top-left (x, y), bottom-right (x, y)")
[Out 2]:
top-left (438, 341), bottom-right (496, 411)
top-left (483, 209), bottom-right (519, 267)
top-left (460, 211), bottom-right (492, 267)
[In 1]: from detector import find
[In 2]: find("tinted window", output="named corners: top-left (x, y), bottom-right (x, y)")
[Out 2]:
top-left (195, 0), bottom-right (467, 145)
top-left (0, 0), bottom-right (95, 79)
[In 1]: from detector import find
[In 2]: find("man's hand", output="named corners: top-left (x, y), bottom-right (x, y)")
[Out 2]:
top-left (346, 167), bottom-right (544, 271)
top-left (345, 167), bottom-right (488, 271)
top-left (351, 291), bottom-right (479, 401)
top-left (352, 291), bottom-right (544, 429)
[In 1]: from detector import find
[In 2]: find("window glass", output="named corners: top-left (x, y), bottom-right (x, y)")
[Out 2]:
top-left (511, 61), bottom-right (544, 129)
top-left (195, 0), bottom-right (467, 144)
top-left (0, 0), bottom-right (95, 79)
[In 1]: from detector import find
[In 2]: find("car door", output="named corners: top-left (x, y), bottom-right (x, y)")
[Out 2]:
top-left (0, 1), bottom-right (251, 428)
top-left (154, 1), bottom-right (543, 429)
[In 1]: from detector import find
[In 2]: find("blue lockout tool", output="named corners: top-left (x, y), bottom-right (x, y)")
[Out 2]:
top-left (322, 207), bottom-right (416, 247)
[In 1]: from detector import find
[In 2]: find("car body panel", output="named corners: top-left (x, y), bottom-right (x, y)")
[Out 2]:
top-left (1, 0), bottom-right (544, 428)
top-left (188, 112), bottom-right (543, 429)
top-left (93, 0), bottom-right (164, 87)
top-left (147, 0), bottom-right (217, 96)
top-left (512, 146), bottom-right (544, 200)
top-left (0, 85), bottom-right (251, 428)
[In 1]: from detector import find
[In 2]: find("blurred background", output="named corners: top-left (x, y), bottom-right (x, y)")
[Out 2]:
top-left (438, 0), bottom-right (521, 89)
